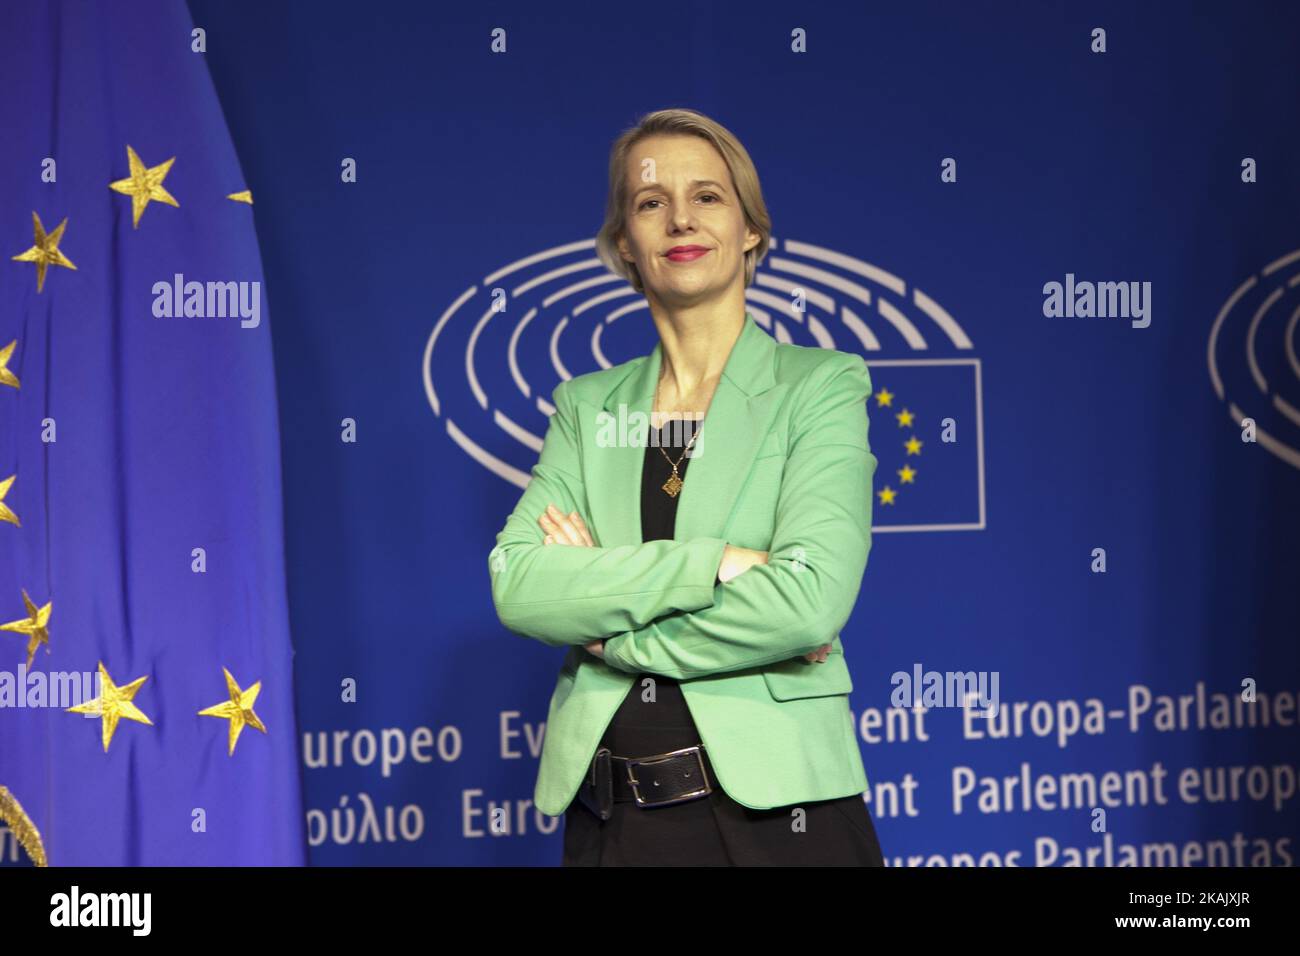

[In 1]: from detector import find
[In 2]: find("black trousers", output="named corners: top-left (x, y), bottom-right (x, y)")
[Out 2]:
top-left (561, 677), bottom-right (885, 866)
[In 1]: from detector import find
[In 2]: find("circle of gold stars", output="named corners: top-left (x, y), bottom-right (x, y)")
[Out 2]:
top-left (5, 144), bottom-right (263, 765)
top-left (873, 386), bottom-right (923, 506)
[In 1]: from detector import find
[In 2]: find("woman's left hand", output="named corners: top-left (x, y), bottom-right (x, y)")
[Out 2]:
top-left (539, 503), bottom-right (595, 547)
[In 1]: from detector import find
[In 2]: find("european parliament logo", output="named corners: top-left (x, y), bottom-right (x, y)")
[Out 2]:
top-left (1209, 247), bottom-right (1300, 472)
top-left (424, 238), bottom-right (986, 532)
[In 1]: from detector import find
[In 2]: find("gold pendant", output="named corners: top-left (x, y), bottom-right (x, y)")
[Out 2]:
top-left (661, 473), bottom-right (683, 497)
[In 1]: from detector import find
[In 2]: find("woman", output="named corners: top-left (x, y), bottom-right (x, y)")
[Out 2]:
top-left (488, 108), bottom-right (883, 865)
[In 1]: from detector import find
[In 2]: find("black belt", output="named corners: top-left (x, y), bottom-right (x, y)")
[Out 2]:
top-left (576, 743), bottom-right (715, 820)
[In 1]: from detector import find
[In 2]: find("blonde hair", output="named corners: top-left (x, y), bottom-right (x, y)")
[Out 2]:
top-left (595, 108), bottom-right (772, 294)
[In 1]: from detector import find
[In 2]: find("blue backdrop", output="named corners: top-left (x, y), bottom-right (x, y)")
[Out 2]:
top-left (20, 0), bottom-right (1281, 866)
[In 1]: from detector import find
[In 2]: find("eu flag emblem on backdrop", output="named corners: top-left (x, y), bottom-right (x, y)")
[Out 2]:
top-left (0, 0), bottom-right (305, 864)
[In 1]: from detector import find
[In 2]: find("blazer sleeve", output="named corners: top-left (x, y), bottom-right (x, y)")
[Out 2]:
top-left (488, 378), bottom-right (729, 647)
top-left (599, 354), bottom-right (874, 680)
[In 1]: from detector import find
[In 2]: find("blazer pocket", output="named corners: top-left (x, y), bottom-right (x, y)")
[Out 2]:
top-left (761, 651), bottom-right (854, 700)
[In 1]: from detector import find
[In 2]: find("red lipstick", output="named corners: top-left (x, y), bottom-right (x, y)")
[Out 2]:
top-left (665, 245), bottom-right (710, 262)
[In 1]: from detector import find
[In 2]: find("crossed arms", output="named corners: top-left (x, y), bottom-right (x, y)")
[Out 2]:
top-left (487, 353), bottom-right (875, 681)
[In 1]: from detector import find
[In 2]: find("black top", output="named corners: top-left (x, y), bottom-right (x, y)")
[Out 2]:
top-left (640, 417), bottom-right (697, 542)
top-left (597, 417), bottom-right (704, 756)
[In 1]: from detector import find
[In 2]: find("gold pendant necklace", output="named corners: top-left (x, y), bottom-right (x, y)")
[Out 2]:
top-left (653, 375), bottom-right (702, 497)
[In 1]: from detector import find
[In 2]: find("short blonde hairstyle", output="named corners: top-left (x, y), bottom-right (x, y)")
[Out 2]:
top-left (595, 108), bottom-right (772, 294)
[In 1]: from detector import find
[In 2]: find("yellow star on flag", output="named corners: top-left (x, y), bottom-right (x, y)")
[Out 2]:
top-left (108, 145), bottom-right (179, 228)
top-left (198, 667), bottom-right (267, 756)
top-left (905, 436), bottom-right (924, 456)
top-left (877, 486), bottom-right (898, 506)
top-left (0, 340), bottom-right (19, 390)
top-left (11, 212), bottom-right (76, 293)
top-left (897, 464), bottom-right (917, 484)
top-left (874, 387), bottom-right (895, 407)
top-left (0, 474), bottom-right (19, 527)
top-left (0, 588), bottom-right (51, 669)
top-left (895, 408), bottom-right (915, 428)
top-left (226, 190), bottom-right (253, 204)
top-left (66, 661), bottom-right (153, 752)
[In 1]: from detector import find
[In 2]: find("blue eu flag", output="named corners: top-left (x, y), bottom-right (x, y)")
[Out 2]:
top-left (0, 0), bottom-right (305, 864)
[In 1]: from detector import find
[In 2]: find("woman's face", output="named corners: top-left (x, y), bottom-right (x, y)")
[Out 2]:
top-left (617, 133), bottom-right (759, 308)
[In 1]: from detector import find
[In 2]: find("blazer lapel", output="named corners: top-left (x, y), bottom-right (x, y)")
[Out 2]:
top-left (577, 312), bottom-right (780, 548)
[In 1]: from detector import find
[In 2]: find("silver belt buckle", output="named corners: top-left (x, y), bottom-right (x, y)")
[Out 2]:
top-left (625, 744), bottom-right (712, 807)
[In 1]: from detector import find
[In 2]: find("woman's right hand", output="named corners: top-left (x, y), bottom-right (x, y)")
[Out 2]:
top-left (718, 545), bottom-right (831, 664)
top-left (717, 544), bottom-right (767, 583)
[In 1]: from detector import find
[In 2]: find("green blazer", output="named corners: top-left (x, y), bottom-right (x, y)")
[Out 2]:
top-left (489, 312), bottom-right (876, 814)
